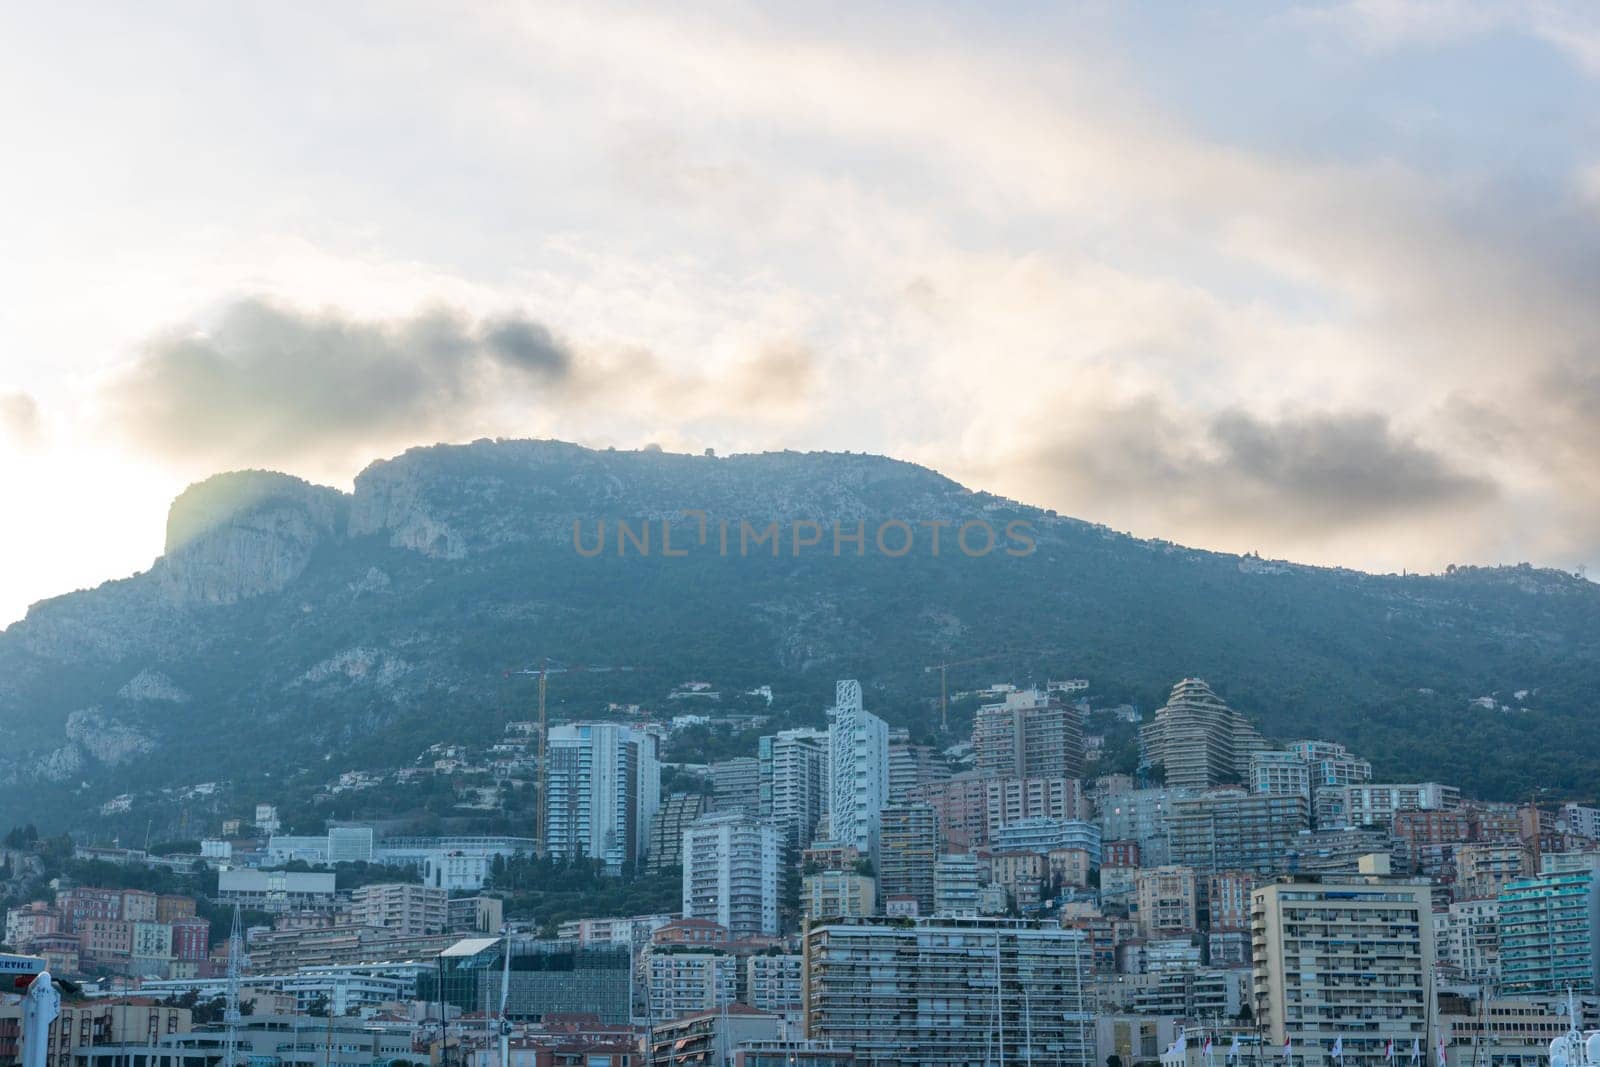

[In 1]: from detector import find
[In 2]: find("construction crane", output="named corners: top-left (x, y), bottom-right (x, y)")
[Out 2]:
top-left (922, 649), bottom-right (1070, 734)
top-left (923, 653), bottom-right (1013, 734)
top-left (507, 662), bottom-right (638, 859)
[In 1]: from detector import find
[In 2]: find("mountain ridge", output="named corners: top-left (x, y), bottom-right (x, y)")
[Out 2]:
top-left (2, 437), bottom-right (1596, 832)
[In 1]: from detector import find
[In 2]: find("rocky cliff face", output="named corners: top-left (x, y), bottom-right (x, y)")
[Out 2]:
top-left (156, 471), bottom-right (347, 605)
top-left (349, 452), bottom-right (470, 559)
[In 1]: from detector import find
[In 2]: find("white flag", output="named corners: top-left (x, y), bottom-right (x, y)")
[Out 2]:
top-left (1229, 1036), bottom-right (1242, 1064)
top-left (1410, 1040), bottom-right (1420, 1067)
top-left (1332, 1037), bottom-right (1344, 1061)
top-left (1436, 1034), bottom-right (1447, 1067)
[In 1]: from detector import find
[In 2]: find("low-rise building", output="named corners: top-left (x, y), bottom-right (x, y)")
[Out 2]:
top-left (745, 953), bottom-right (802, 1014)
top-left (645, 949), bottom-right (737, 1024)
top-left (217, 870), bottom-right (337, 913)
top-left (1168, 790), bottom-right (1310, 873)
top-left (1134, 866), bottom-right (1199, 937)
top-left (802, 871), bottom-right (875, 920)
top-left (349, 883), bottom-right (447, 936)
top-left (650, 1004), bottom-right (779, 1067)
top-left (933, 853), bottom-right (984, 917)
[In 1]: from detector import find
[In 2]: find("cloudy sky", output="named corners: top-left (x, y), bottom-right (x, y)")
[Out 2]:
top-left (2, 1), bottom-right (1598, 626)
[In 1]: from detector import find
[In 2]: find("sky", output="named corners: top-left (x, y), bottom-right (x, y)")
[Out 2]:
top-left (2, 0), bottom-right (1599, 626)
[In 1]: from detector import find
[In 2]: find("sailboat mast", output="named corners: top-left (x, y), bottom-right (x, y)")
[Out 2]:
top-left (996, 931), bottom-right (1006, 1067)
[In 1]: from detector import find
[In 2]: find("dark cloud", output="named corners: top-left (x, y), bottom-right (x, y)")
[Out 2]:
top-left (1206, 409), bottom-right (1492, 523)
top-left (481, 316), bottom-right (573, 376)
top-left (106, 298), bottom-right (575, 466)
top-left (0, 392), bottom-right (40, 448)
top-left (1005, 398), bottom-right (1495, 542)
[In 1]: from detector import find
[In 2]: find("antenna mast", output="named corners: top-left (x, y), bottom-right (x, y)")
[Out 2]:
top-left (224, 903), bottom-right (243, 1067)
top-left (537, 669), bottom-right (549, 859)
top-left (498, 935), bottom-right (513, 1067)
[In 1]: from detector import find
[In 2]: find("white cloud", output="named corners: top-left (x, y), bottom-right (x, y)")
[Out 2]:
top-left (2, 0), bottom-right (1600, 625)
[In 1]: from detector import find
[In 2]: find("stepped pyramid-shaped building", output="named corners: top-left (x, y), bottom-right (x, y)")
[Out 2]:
top-left (1139, 678), bottom-right (1268, 788)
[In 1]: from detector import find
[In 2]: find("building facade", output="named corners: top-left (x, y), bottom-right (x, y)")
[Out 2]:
top-left (545, 722), bottom-right (661, 871)
top-left (1252, 876), bottom-right (1434, 1067)
top-left (803, 917), bottom-right (1094, 1067)
top-left (878, 804), bottom-right (939, 915)
top-left (647, 792), bottom-right (709, 874)
top-left (682, 812), bottom-right (781, 939)
top-left (806, 921), bottom-right (1094, 1067)
top-left (1134, 865), bottom-right (1200, 937)
top-left (1248, 752), bottom-right (1312, 801)
top-left (349, 883), bottom-right (447, 936)
top-left (1497, 869), bottom-right (1600, 995)
top-left (759, 728), bottom-right (830, 850)
top-left (1138, 679), bottom-right (1268, 789)
top-left (973, 689), bottom-right (1086, 781)
top-left (826, 680), bottom-right (889, 856)
top-left (1167, 790), bottom-right (1310, 873)
top-left (803, 870), bottom-right (876, 920)
top-left (710, 757), bottom-right (761, 817)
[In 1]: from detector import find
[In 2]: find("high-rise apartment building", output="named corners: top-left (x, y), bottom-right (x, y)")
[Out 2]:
top-left (759, 728), bottom-right (830, 850)
top-left (645, 947), bottom-right (738, 1023)
top-left (746, 953), bottom-right (805, 1015)
top-left (545, 722), bottom-right (661, 871)
top-left (803, 917), bottom-right (1094, 1067)
top-left (827, 680), bottom-right (889, 856)
top-left (878, 803), bottom-right (939, 915)
top-left (1138, 678), bottom-right (1268, 788)
top-left (1498, 868), bottom-right (1600, 995)
top-left (681, 812), bottom-right (781, 940)
top-left (1167, 789), bottom-right (1310, 873)
top-left (973, 689), bottom-right (1086, 781)
top-left (1252, 875), bottom-right (1434, 1067)
top-left (1391, 809), bottom-right (1474, 876)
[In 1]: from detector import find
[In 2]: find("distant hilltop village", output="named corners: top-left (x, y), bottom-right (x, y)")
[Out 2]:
top-left (6, 673), bottom-right (1600, 1067)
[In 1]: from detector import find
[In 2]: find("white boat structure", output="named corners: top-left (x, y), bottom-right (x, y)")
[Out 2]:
top-left (1549, 992), bottom-right (1600, 1067)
